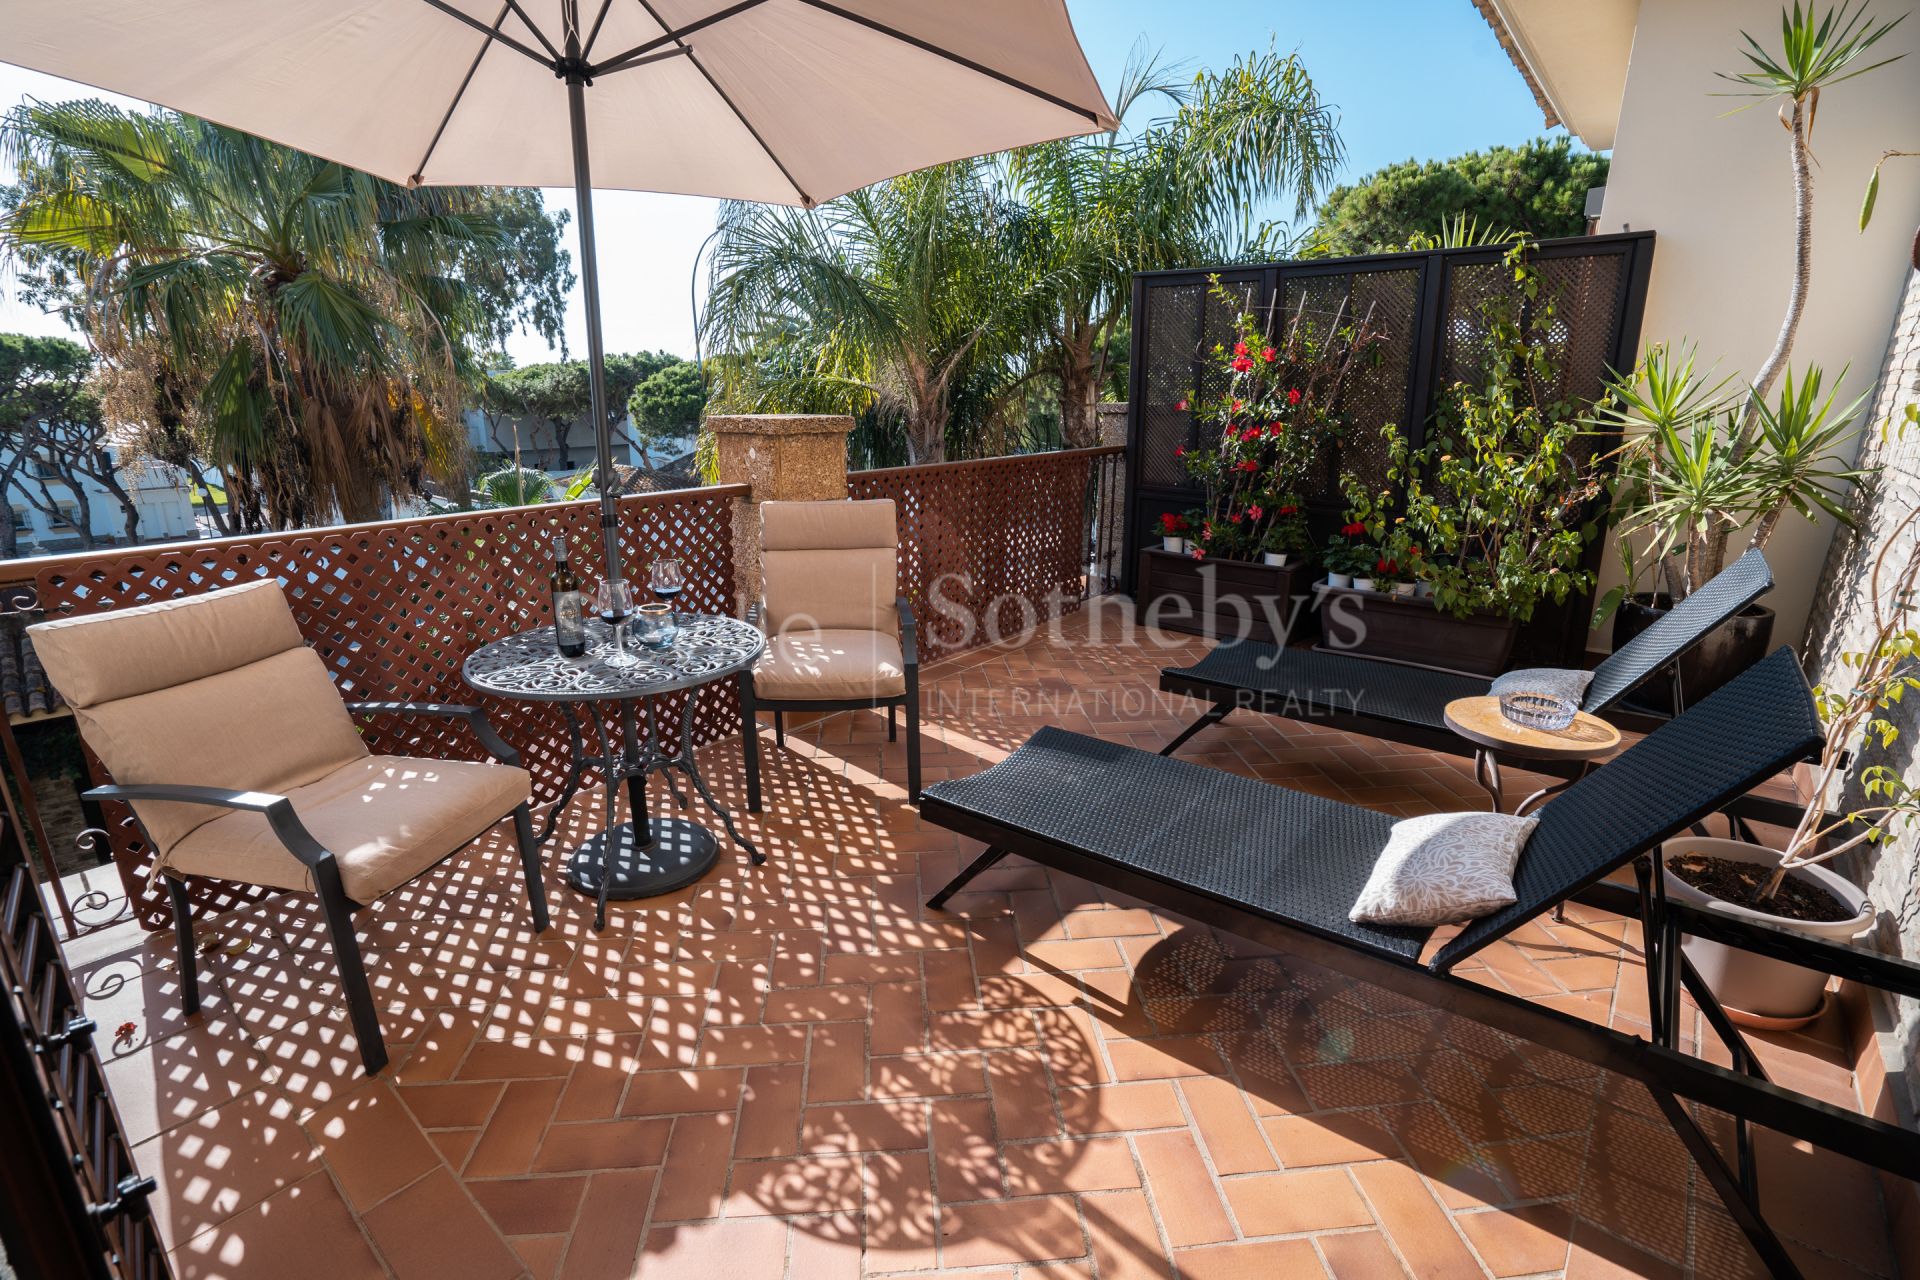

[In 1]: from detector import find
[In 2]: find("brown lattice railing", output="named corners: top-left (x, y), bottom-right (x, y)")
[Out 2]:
top-left (849, 446), bottom-right (1124, 662)
top-left (27, 487), bottom-right (742, 930)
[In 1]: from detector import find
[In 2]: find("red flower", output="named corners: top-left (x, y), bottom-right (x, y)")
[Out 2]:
top-left (1174, 446), bottom-right (1186, 457)
top-left (1375, 557), bottom-right (1399, 576)
top-left (1230, 355), bottom-right (1254, 373)
top-left (1174, 399), bottom-right (1187, 412)
top-left (1233, 340), bottom-right (1249, 356)
top-left (1236, 459), bottom-right (1259, 473)
top-left (1231, 399), bottom-right (1243, 412)
top-left (1278, 504), bottom-right (1298, 516)
top-left (1228, 512), bottom-right (1243, 524)
top-left (1248, 504), bottom-right (1264, 520)
top-left (1262, 347), bottom-right (1276, 362)
top-left (1158, 513), bottom-right (1187, 533)
top-left (1341, 522), bottom-right (1366, 537)
top-left (1190, 547), bottom-right (1207, 560)
top-left (1287, 388), bottom-right (1302, 405)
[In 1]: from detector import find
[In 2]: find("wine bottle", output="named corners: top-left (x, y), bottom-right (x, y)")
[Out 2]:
top-left (551, 535), bottom-right (586, 658)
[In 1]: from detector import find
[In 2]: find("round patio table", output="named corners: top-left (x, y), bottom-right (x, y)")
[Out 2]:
top-left (462, 614), bottom-right (765, 930)
top-left (1443, 695), bottom-right (1622, 816)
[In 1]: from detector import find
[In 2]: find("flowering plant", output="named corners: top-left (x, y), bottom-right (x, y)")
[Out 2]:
top-left (1261, 502), bottom-right (1312, 556)
top-left (1175, 277), bottom-right (1385, 560)
top-left (1157, 512), bottom-right (1190, 537)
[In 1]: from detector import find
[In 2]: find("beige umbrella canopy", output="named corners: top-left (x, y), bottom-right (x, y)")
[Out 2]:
top-left (1, 0), bottom-right (1116, 573)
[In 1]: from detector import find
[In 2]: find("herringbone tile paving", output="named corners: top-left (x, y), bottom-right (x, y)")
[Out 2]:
top-left (65, 602), bottom-right (1896, 1279)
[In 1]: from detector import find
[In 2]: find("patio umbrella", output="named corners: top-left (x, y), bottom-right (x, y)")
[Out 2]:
top-left (2, 0), bottom-right (1116, 578)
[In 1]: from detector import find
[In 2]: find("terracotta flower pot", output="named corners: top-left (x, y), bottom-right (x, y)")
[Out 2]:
top-left (1660, 836), bottom-right (1872, 1028)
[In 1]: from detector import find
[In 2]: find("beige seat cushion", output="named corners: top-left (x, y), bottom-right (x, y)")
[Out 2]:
top-left (166, 755), bottom-right (531, 904)
top-left (754, 629), bottom-right (905, 701)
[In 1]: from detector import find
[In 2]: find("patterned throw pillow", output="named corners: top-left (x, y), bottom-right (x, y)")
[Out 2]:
top-left (1489, 666), bottom-right (1595, 707)
top-left (1349, 812), bottom-right (1539, 927)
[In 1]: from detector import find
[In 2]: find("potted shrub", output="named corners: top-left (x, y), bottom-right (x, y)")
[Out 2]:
top-left (1590, 4), bottom-right (1898, 707)
top-left (1659, 503), bottom-right (1919, 1026)
top-left (1318, 242), bottom-right (1604, 676)
top-left (1157, 512), bottom-right (1190, 552)
top-left (1261, 502), bottom-right (1310, 567)
top-left (1322, 523), bottom-right (1371, 589)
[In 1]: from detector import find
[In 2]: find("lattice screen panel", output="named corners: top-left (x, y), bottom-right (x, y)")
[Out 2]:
top-left (849, 449), bottom-right (1115, 662)
top-left (35, 488), bottom-right (741, 930)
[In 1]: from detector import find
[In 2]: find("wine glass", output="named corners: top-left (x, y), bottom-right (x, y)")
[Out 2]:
top-left (595, 578), bottom-right (640, 668)
top-left (649, 559), bottom-right (684, 605)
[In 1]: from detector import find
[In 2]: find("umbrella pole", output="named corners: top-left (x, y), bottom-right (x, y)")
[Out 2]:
top-left (566, 70), bottom-right (622, 583)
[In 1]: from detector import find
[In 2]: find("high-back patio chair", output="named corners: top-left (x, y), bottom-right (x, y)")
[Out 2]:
top-left (30, 581), bottom-right (548, 1074)
top-left (738, 499), bottom-right (919, 811)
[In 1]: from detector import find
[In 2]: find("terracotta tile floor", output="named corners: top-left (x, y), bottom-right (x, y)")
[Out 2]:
top-left (56, 600), bottom-right (1900, 1280)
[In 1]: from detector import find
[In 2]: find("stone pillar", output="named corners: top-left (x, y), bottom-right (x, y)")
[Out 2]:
top-left (710, 414), bottom-right (854, 612)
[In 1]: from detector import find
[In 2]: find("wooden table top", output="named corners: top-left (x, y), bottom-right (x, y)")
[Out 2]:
top-left (1443, 695), bottom-right (1622, 762)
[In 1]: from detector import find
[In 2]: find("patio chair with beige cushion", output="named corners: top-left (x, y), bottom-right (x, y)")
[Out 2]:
top-left (739, 499), bottom-right (919, 810)
top-left (29, 580), bottom-right (547, 1074)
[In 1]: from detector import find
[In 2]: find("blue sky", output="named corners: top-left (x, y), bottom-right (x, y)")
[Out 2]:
top-left (1, 0), bottom-right (1565, 365)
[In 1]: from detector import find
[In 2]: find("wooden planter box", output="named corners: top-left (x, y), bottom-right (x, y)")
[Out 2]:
top-left (1134, 549), bottom-right (1318, 645)
top-left (1316, 584), bottom-right (1517, 677)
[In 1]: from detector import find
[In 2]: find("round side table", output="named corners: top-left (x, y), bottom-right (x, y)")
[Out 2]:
top-left (463, 614), bottom-right (765, 930)
top-left (1443, 695), bottom-right (1622, 817)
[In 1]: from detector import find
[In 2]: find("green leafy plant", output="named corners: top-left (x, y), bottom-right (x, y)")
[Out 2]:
top-left (1261, 503), bottom-right (1311, 557)
top-left (1590, 345), bottom-right (1867, 617)
top-left (475, 466), bottom-right (553, 508)
top-left (1760, 500), bottom-right (1920, 902)
top-left (1350, 242), bottom-right (1603, 621)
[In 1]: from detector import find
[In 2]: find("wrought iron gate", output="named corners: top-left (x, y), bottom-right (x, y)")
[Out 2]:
top-left (0, 814), bottom-right (171, 1279)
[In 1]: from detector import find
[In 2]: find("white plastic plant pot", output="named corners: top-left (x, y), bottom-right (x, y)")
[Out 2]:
top-left (1660, 836), bottom-right (1872, 1028)
top-left (1414, 582), bottom-right (1433, 599)
top-left (1161, 537), bottom-right (1185, 553)
top-left (1389, 581), bottom-right (1417, 599)
top-left (1327, 572), bottom-right (1353, 589)
top-left (1263, 552), bottom-right (1293, 568)
top-left (1351, 577), bottom-right (1376, 593)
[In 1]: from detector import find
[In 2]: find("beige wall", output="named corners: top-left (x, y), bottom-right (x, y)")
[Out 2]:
top-left (1591, 0), bottom-right (1920, 649)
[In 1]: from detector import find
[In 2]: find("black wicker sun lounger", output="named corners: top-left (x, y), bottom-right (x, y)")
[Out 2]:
top-left (1156, 547), bottom-right (1775, 761)
top-left (919, 647), bottom-right (1920, 1279)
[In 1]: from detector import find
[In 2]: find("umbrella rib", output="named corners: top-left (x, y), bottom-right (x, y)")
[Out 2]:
top-left (411, 1), bottom-right (515, 183)
top-left (500, 0), bottom-right (565, 63)
top-left (414, 0), bottom-right (556, 67)
top-left (796, 0), bottom-right (1105, 125)
top-left (582, 0), bottom-right (618, 58)
top-left (588, 0), bottom-right (772, 76)
top-left (625, 0), bottom-right (814, 206)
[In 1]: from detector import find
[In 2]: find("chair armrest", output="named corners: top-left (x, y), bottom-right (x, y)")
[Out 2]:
top-left (896, 596), bottom-right (918, 667)
top-left (82, 783), bottom-right (334, 871)
top-left (345, 701), bottom-right (521, 768)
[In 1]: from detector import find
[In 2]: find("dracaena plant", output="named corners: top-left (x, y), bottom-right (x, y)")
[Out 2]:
top-left (1598, 2), bottom-right (1906, 602)
top-left (1589, 345), bottom-right (1868, 617)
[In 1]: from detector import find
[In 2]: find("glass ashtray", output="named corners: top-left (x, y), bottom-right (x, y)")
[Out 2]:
top-left (1499, 690), bottom-right (1577, 731)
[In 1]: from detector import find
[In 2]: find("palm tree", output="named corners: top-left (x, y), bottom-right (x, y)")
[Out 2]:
top-left (703, 159), bottom-right (1028, 463)
top-left (1007, 48), bottom-right (1343, 447)
top-left (2, 100), bottom-right (566, 525)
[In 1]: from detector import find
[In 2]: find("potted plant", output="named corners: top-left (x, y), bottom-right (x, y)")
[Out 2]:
top-left (1659, 502), bottom-right (1919, 1027)
top-left (1317, 242), bottom-right (1604, 676)
top-left (1591, 3), bottom-right (1900, 707)
top-left (1322, 523), bottom-right (1371, 589)
top-left (1261, 502), bottom-right (1309, 567)
top-left (1157, 511), bottom-right (1190, 553)
top-left (1137, 280), bottom-right (1383, 642)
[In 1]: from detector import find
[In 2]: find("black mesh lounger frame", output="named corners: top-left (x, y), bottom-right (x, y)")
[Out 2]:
top-left (1156, 548), bottom-right (1776, 762)
top-left (919, 649), bottom-right (1920, 1280)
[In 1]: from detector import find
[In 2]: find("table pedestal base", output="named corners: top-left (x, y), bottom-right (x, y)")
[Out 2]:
top-left (566, 819), bottom-right (718, 903)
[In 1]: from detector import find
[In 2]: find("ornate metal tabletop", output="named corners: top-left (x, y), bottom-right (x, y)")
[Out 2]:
top-left (462, 614), bottom-right (764, 702)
